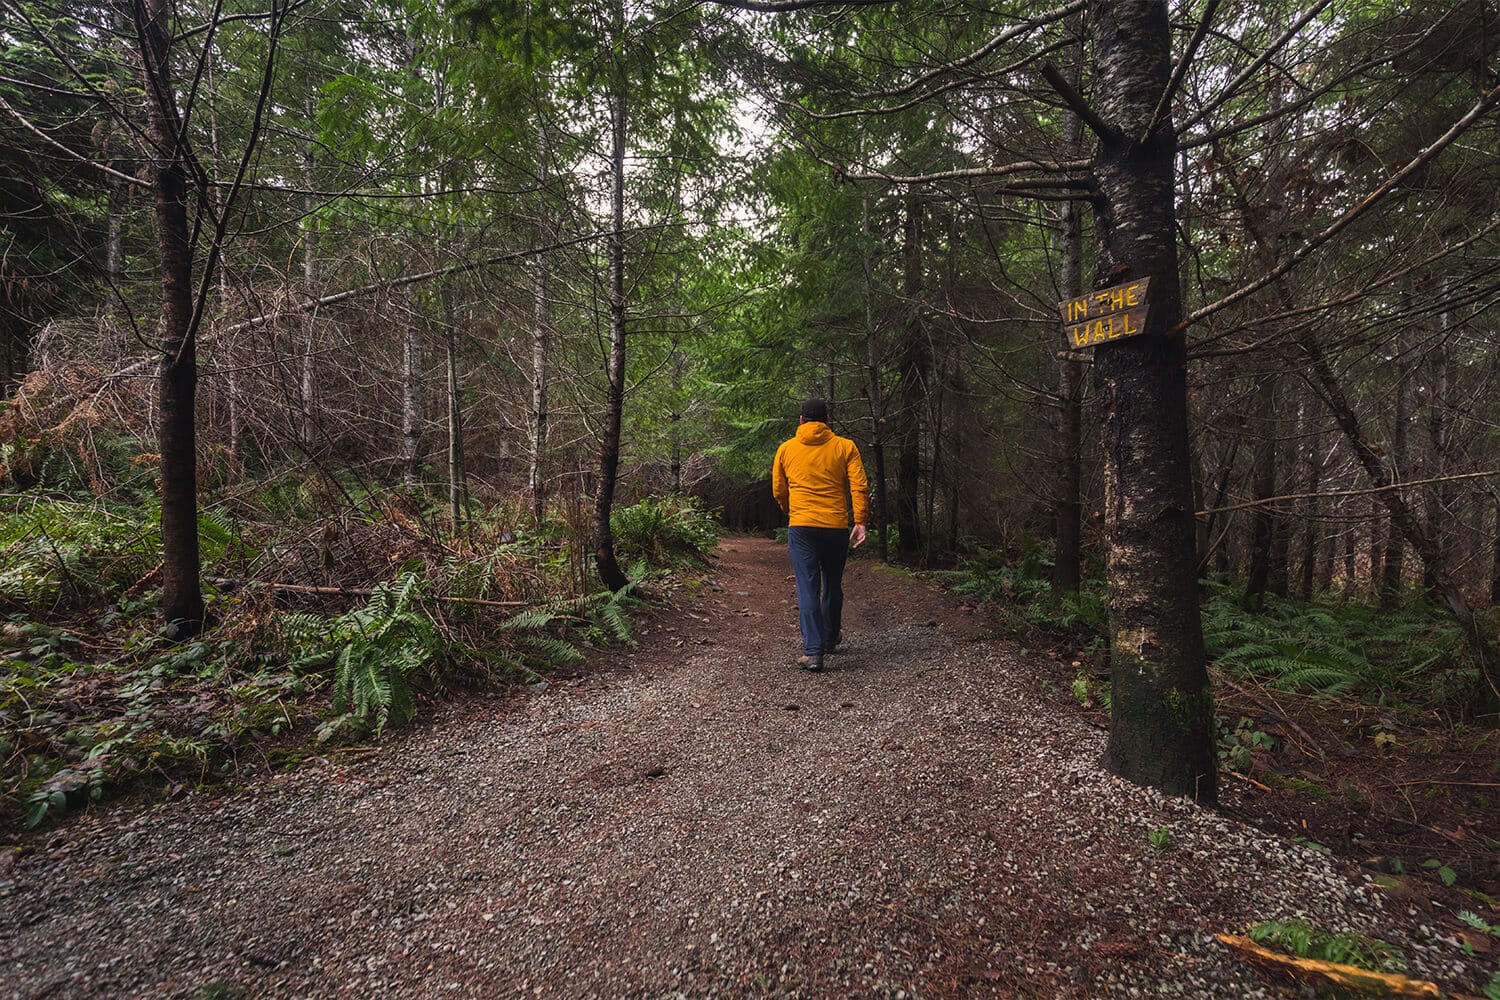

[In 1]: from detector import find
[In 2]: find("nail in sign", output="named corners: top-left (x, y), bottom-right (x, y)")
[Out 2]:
top-left (1059, 276), bottom-right (1151, 350)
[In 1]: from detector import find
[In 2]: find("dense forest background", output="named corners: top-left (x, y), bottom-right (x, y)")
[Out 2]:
top-left (2, 0), bottom-right (1499, 827)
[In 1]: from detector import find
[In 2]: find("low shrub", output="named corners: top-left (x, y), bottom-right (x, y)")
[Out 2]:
top-left (611, 495), bottom-right (720, 570)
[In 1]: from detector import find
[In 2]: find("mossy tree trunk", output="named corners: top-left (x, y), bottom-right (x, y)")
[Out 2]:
top-left (1091, 0), bottom-right (1216, 802)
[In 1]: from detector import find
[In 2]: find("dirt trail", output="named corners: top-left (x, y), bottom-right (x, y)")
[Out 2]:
top-left (0, 538), bottom-right (1485, 998)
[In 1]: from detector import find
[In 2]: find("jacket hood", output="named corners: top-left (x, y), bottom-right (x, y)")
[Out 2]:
top-left (796, 421), bottom-right (833, 445)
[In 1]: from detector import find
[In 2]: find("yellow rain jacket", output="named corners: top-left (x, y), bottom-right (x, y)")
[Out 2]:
top-left (771, 421), bottom-right (870, 529)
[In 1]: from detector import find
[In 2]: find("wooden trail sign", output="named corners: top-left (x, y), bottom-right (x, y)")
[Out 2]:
top-left (1059, 276), bottom-right (1151, 350)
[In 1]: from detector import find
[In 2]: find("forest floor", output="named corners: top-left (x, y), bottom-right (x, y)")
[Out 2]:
top-left (1, 536), bottom-right (1496, 999)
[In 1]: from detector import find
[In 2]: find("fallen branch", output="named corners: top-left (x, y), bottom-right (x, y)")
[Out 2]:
top-left (1214, 674), bottom-right (1327, 761)
top-left (208, 577), bottom-right (532, 608)
top-left (1214, 934), bottom-right (1442, 997)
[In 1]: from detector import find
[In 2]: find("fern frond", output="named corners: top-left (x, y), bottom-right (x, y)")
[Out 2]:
top-left (520, 635), bottom-right (584, 665)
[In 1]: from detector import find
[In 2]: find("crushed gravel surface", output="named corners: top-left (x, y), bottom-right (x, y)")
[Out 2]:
top-left (0, 537), bottom-right (1489, 998)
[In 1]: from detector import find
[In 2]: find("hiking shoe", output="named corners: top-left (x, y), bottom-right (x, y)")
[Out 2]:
top-left (824, 633), bottom-right (842, 654)
top-left (796, 654), bottom-right (824, 672)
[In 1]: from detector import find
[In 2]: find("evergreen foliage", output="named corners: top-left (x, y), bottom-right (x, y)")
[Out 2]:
top-left (610, 495), bottom-right (720, 570)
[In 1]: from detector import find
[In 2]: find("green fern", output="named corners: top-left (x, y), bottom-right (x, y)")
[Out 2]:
top-left (597, 598), bottom-right (633, 643)
top-left (520, 635), bottom-right (584, 665)
top-left (1249, 918), bottom-right (1407, 973)
top-left (285, 572), bottom-right (441, 738)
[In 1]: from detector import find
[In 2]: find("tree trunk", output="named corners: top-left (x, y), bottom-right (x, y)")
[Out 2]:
top-left (670, 339), bottom-right (684, 494)
top-left (1197, 436), bottom-right (1238, 580)
top-left (1053, 18), bottom-right (1086, 593)
top-left (946, 371), bottom-right (964, 554)
top-left (1343, 528), bottom-right (1356, 588)
top-left (1424, 296), bottom-right (1455, 592)
top-left (1299, 416), bottom-right (1323, 600)
top-left (529, 125), bottom-right (551, 522)
top-left (1381, 324), bottom-right (1413, 608)
top-left (1306, 340), bottom-right (1500, 714)
top-left (1092, 0), bottom-right (1215, 802)
top-left (862, 193), bottom-right (890, 561)
top-left (896, 194), bottom-right (925, 563)
top-left (401, 293), bottom-right (421, 489)
top-left (1053, 209), bottom-right (1085, 591)
top-left (593, 47), bottom-right (629, 593)
top-left (1492, 500), bottom-right (1500, 604)
top-left (106, 174), bottom-right (125, 307)
top-left (300, 92), bottom-right (318, 451)
top-left (445, 294), bottom-right (466, 533)
top-left (142, 0), bottom-right (203, 636)
top-left (1243, 374), bottom-right (1278, 610)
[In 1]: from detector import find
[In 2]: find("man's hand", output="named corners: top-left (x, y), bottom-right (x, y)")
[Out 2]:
top-left (850, 524), bottom-right (867, 549)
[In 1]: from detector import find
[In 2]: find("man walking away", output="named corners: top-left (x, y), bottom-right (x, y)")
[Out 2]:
top-left (771, 398), bottom-right (869, 672)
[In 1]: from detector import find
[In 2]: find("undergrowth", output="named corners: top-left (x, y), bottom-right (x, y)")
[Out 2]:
top-left (935, 544), bottom-right (1486, 711)
top-left (0, 487), bottom-right (712, 831)
top-left (1249, 917), bottom-right (1408, 974)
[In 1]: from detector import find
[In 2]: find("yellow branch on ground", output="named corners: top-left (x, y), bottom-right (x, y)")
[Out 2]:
top-left (1214, 934), bottom-right (1444, 997)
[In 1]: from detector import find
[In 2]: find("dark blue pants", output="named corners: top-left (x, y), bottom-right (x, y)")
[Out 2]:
top-left (787, 526), bottom-right (850, 656)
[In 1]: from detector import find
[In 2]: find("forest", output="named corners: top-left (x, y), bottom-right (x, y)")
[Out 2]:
top-left (1, 0), bottom-right (1499, 994)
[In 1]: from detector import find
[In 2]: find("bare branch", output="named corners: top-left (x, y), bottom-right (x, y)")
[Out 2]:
top-left (837, 157), bottom-right (1092, 185)
top-left (1177, 0), bottom-right (1335, 134)
top-left (1040, 61), bottom-right (1117, 142)
top-left (699, 0), bottom-right (891, 9)
top-left (850, 0), bottom-right (1086, 101)
top-left (0, 93), bottom-right (149, 188)
top-left (1196, 470), bottom-right (1500, 517)
top-left (1179, 84), bottom-right (1500, 332)
top-left (218, 223), bottom-right (683, 337)
top-left (1145, 0), bottom-right (1220, 138)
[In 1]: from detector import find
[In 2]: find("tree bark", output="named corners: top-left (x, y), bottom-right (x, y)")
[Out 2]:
top-left (1424, 295), bottom-right (1455, 592)
top-left (1053, 16), bottom-right (1086, 594)
top-left (446, 315), bottom-right (466, 533)
top-left (896, 194), bottom-right (925, 562)
top-left (1492, 500), bottom-right (1500, 604)
top-left (593, 39), bottom-right (629, 593)
top-left (670, 339), bottom-right (684, 494)
top-left (862, 193), bottom-right (890, 561)
top-left (1092, 0), bottom-right (1215, 802)
top-left (1053, 224), bottom-right (1084, 590)
top-left (1299, 414), bottom-right (1323, 600)
top-left (1243, 374), bottom-right (1278, 610)
top-left (141, 0), bottom-right (204, 635)
top-left (1197, 436), bottom-right (1238, 580)
top-left (1343, 528), bottom-right (1356, 588)
top-left (1381, 323), bottom-right (1414, 608)
top-left (300, 92), bottom-right (318, 452)
top-left (401, 292), bottom-right (421, 489)
top-left (529, 124), bottom-right (551, 522)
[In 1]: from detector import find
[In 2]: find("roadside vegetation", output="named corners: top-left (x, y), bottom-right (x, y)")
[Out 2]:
top-left (0, 438), bottom-right (719, 831)
top-left (937, 544), bottom-right (1500, 914)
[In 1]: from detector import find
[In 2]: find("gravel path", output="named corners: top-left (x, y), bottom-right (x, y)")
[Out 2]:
top-left (0, 538), bottom-right (1487, 998)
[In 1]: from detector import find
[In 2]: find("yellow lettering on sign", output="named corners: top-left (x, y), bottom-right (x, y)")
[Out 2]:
top-left (1069, 325), bottom-right (1090, 348)
top-left (1065, 299), bottom-right (1088, 322)
top-left (1125, 282), bottom-right (1141, 307)
top-left (1122, 311), bottom-right (1138, 336)
top-left (1091, 320), bottom-right (1107, 344)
